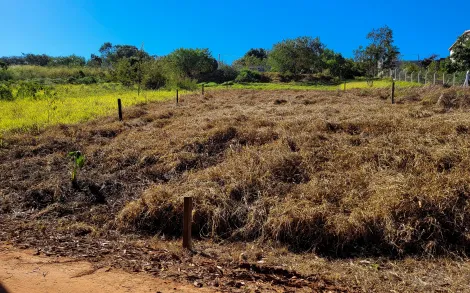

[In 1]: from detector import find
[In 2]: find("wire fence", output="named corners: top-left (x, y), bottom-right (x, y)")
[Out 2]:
top-left (385, 69), bottom-right (469, 86)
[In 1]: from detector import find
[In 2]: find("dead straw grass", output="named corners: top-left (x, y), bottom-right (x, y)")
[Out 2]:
top-left (113, 87), bottom-right (470, 256)
top-left (4, 86), bottom-right (470, 257)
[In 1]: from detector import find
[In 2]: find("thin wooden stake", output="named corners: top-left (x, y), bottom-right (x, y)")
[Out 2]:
top-left (176, 89), bottom-right (179, 104)
top-left (117, 99), bottom-right (123, 121)
top-left (391, 80), bottom-right (395, 104)
top-left (183, 196), bottom-right (193, 249)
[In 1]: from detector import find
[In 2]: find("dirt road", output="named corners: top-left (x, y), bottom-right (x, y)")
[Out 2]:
top-left (0, 246), bottom-right (212, 293)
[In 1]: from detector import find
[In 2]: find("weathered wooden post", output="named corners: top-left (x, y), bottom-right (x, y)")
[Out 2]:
top-left (443, 73), bottom-right (445, 85)
top-left (117, 99), bottom-right (123, 121)
top-left (391, 80), bottom-right (395, 104)
top-left (434, 73), bottom-right (436, 85)
top-left (202, 84), bottom-right (204, 95)
top-left (176, 89), bottom-right (179, 104)
top-left (183, 196), bottom-right (193, 249)
top-left (411, 72), bottom-right (413, 83)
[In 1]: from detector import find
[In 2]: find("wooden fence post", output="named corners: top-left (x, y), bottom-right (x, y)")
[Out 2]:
top-left (183, 196), bottom-right (193, 249)
top-left (443, 73), bottom-right (445, 85)
top-left (176, 89), bottom-right (179, 104)
top-left (117, 99), bottom-right (122, 121)
top-left (202, 84), bottom-right (204, 95)
top-left (434, 73), bottom-right (436, 85)
top-left (391, 80), bottom-right (395, 104)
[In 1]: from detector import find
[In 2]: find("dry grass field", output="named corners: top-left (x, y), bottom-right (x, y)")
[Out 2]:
top-left (2, 86), bottom-right (470, 291)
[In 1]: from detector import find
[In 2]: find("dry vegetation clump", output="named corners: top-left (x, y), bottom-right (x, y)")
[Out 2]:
top-left (114, 87), bottom-right (470, 256)
top-left (4, 87), bottom-right (470, 258)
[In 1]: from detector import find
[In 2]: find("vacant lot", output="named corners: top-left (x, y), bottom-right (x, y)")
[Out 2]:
top-left (1, 87), bottom-right (470, 291)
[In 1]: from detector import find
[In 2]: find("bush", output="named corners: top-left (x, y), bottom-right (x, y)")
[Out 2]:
top-left (16, 81), bottom-right (44, 99)
top-left (0, 84), bottom-right (14, 101)
top-left (167, 77), bottom-right (198, 90)
top-left (75, 76), bottom-right (98, 85)
top-left (279, 71), bottom-right (298, 82)
top-left (0, 70), bottom-right (13, 81)
top-left (144, 71), bottom-right (166, 90)
top-left (8, 65), bottom-right (107, 81)
top-left (202, 64), bottom-right (238, 83)
top-left (235, 69), bottom-right (263, 83)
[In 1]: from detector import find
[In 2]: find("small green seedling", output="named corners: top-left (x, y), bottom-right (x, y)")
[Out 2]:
top-left (68, 151), bottom-right (85, 187)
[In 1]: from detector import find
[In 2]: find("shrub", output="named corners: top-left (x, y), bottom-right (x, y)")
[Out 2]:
top-left (16, 81), bottom-right (43, 99)
top-left (0, 84), bottom-right (13, 100)
top-left (75, 76), bottom-right (98, 85)
top-left (0, 70), bottom-right (13, 81)
top-left (144, 70), bottom-right (166, 90)
top-left (167, 77), bottom-right (198, 90)
top-left (202, 63), bottom-right (238, 83)
top-left (235, 69), bottom-right (263, 83)
top-left (279, 71), bottom-right (297, 82)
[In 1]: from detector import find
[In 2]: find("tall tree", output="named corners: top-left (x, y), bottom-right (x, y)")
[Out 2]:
top-left (446, 35), bottom-right (470, 72)
top-left (162, 48), bottom-right (218, 81)
top-left (268, 36), bottom-right (325, 74)
top-left (355, 26), bottom-right (399, 76)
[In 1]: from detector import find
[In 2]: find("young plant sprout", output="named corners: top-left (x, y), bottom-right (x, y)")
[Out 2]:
top-left (68, 151), bottom-right (85, 187)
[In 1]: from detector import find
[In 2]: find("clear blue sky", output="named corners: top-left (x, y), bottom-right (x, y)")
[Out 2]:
top-left (0, 0), bottom-right (469, 64)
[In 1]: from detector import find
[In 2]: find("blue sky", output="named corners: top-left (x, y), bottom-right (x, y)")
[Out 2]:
top-left (0, 0), bottom-right (469, 64)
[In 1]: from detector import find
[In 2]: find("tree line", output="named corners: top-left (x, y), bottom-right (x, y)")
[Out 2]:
top-left (1, 25), bottom-right (469, 89)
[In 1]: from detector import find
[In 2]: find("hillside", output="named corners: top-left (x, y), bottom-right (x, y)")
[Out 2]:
top-left (2, 87), bottom-right (470, 291)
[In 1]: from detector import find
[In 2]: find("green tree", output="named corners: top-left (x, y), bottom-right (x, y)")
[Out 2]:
top-left (321, 49), bottom-right (345, 77)
top-left (49, 55), bottom-right (86, 67)
top-left (143, 59), bottom-right (167, 89)
top-left (355, 26), bottom-right (399, 76)
top-left (114, 58), bottom-right (135, 86)
top-left (427, 60), bottom-right (440, 72)
top-left (0, 60), bottom-right (8, 70)
top-left (233, 48), bottom-right (268, 69)
top-left (24, 53), bottom-right (51, 66)
top-left (446, 35), bottom-right (470, 72)
top-left (420, 54), bottom-right (439, 69)
top-left (268, 37), bottom-right (325, 74)
top-left (87, 54), bottom-right (103, 67)
top-left (98, 42), bottom-right (149, 68)
top-left (402, 62), bottom-right (420, 73)
top-left (162, 48), bottom-right (218, 82)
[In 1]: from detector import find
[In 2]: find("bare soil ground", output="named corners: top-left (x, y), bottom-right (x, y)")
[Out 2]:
top-left (0, 245), bottom-right (214, 293)
top-left (2, 87), bottom-right (470, 292)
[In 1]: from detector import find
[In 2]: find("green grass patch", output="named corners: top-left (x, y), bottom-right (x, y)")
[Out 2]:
top-left (0, 83), bottom-right (176, 133)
